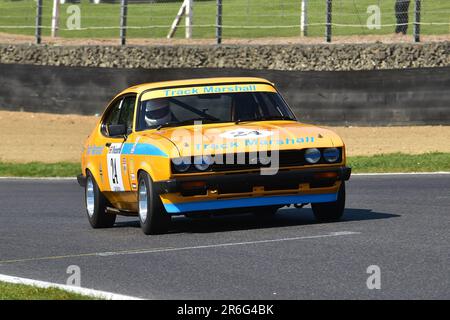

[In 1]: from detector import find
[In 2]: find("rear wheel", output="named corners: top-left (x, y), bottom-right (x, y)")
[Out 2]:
top-left (138, 171), bottom-right (170, 235)
top-left (311, 182), bottom-right (346, 222)
top-left (85, 171), bottom-right (116, 228)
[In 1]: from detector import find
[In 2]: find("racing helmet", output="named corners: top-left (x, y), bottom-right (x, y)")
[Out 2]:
top-left (144, 98), bottom-right (171, 127)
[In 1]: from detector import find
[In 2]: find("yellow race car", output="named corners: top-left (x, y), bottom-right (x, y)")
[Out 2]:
top-left (77, 77), bottom-right (351, 234)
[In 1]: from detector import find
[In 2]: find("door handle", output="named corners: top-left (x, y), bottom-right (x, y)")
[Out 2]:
top-left (105, 142), bottom-right (111, 147)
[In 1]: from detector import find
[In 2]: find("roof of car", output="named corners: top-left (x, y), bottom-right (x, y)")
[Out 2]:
top-left (117, 77), bottom-right (274, 96)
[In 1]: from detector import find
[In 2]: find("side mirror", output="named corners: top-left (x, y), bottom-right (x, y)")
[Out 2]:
top-left (108, 124), bottom-right (127, 137)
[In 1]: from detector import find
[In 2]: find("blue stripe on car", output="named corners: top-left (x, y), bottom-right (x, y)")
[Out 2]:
top-left (121, 143), bottom-right (168, 157)
top-left (163, 193), bottom-right (338, 214)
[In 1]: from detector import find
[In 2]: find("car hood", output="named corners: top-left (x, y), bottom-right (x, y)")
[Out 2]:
top-left (145, 121), bottom-right (343, 157)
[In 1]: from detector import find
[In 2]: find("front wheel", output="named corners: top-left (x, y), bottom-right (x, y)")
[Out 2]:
top-left (85, 171), bottom-right (116, 228)
top-left (138, 171), bottom-right (170, 235)
top-left (311, 182), bottom-right (346, 222)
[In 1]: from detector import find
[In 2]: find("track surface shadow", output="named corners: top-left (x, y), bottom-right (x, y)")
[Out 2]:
top-left (113, 208), bottom-right (399, 234)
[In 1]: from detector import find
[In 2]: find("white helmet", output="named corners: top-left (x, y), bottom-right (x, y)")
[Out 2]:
top-left (144, 98), bottom-right (171, 127)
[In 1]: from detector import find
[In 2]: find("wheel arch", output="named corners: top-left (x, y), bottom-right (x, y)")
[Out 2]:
top-left (136, 161), bottom-right (157, 182)
top-left (84, 161), bottom-right (103, 191)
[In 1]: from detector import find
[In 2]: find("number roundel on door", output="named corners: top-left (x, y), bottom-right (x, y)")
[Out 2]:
top-left (107, 143), bottom-right (125, 191)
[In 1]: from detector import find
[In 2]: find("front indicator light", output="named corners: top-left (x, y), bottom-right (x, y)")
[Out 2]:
top-left (181, 181), bottom-right (206, 190)
top-left (314, 172), bottom-right (338, 180)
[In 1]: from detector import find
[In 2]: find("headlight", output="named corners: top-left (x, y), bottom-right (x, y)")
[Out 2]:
top-left (194, 155), bottom-right (213, 171)
top-left (304, 148), bottom-right (321, 164)
top-left (323, 148), bottom-right (340, 163)
top-left (172, 157), bottom-right (191, 172)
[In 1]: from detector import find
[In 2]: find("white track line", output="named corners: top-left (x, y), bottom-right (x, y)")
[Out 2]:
top-left (0, 231), bottom-right (361, 265)
top-left (100, 231), bottom-right (361, 257)
top-left (0, 231), bottom-right (360, 299)
top-left (0, 274), bottom-right (142, 300)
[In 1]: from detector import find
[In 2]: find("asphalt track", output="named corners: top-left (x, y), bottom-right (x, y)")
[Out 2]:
top-left (0, 175), bottom-right (448, 299)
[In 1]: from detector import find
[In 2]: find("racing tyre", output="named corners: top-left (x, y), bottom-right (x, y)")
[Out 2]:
top-left (85, 171), bottom-right (116, 228)
top-left (311, 182), bottom-right (346, 222)
top-left (138, 171), bottom-right (171, 235)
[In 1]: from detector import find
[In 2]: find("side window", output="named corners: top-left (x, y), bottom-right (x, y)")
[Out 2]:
top-left (118, 95), bottom-right (136, 132)
top-left (102, 94), bottom-right (136, 137)
top-left (102, 99), bottom-right (123, 136)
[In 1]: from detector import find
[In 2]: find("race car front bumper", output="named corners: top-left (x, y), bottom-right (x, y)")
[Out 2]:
top-left (155, 166), bottom-right (351, 214)
top-left (155, 166), bottom-right (351, 194)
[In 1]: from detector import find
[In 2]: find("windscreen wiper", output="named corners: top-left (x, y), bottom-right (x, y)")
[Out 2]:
top-left (257, 115), bottom-right (295, 121)
top-left (235, 115), bottom-right (294, 124)
top-left (168, 98), bottom-right (220, 122)
top-left (156, 118), bottom-right (219, 130)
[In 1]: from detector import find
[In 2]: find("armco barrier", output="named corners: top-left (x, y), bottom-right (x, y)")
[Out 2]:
top-left (0, 63), bottom-right (449, 125)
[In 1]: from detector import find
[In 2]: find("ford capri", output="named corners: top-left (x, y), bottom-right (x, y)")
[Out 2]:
top-left (77, 77), bottom-right (351, 234)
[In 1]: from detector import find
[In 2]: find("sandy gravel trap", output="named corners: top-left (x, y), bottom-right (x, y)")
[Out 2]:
top-left (0, 111), bottom-right (449, 163)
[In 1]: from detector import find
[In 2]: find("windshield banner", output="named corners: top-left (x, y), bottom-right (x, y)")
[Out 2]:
top-left (141, 83), bottom-right (276, 101)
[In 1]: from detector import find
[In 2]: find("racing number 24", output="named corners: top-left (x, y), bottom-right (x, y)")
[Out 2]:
top-left (110, 158), bottom-right (118, 184)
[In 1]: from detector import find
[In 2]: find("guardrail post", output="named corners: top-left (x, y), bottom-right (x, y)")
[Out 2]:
top-left (185, 0), bottom-right (193, 39)
top-left (326, 0), bottom-right (332, 43)
top-left (414, 0), bottom-right (421, 42)
top-left (51, 0), bottom-right (60, 38)
top-left (216, 0), bottom-right (223, 44)
top-left (35, 0), bottom-right (43, 44)
top-left (120, 0), bottom-right (128, 46)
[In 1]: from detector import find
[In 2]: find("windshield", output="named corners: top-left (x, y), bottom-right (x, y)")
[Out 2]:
top-left (136, 90), bottom-right (296, 130)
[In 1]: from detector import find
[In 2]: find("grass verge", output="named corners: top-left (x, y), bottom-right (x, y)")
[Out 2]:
top-left (0, 0), bottom-right (448, 39)
top-left (0, 153), bottom-right (449, 177)
top-left (348, 152), bottom-right (450, 173)
top-left (0, 281), bottom-right (93, 300)
top-left (0, 162), bottom-right (80, 177)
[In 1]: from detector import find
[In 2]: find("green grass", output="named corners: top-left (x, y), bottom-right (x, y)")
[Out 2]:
top-left (348, 152), bottom-right (450, 173)
top-left (0, 153), bottom-right (449, 177)
top-left (0, 0), bottom-right (448, 39)
top-left (0, 161), bottom-right (80, 177)
top-left (0, 281), bottom-right (94, 300)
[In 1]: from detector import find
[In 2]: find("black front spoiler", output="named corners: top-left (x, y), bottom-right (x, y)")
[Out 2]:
top-left (77, 167), bottom-right (351, 193)
top-left (154, 166), bottom-right (351, 194)
top-left (77, 174), bottom-right (86, 187)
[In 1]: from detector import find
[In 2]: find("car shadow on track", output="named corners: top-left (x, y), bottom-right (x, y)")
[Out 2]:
top-left (113, 208), bottom-right (400, 234)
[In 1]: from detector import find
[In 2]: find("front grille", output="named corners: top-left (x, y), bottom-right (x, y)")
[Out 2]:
top-left (172, 148), bottom-right (342, 174)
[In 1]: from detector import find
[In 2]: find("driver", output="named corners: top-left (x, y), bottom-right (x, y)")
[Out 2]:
top-left (143, 98), bottom-right (172, 127)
